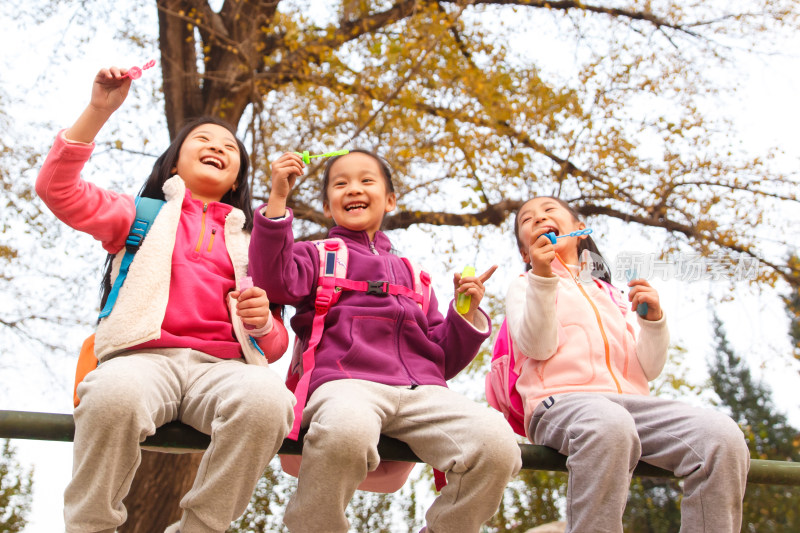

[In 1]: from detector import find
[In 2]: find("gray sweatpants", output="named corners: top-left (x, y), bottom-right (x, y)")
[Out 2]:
top-left (529, 392), bottom-right (750, 533)
top-left (64, 348), bottom-right (295, 533)
top-left (282, 379), bottom-right (522, 533)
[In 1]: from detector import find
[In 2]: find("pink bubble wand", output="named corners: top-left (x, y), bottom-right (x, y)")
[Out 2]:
top-left (121, 59), bottom-right (157, 80)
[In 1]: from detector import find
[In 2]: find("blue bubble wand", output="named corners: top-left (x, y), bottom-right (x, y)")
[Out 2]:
top-left (541, 228), bottom-right (593, 244)
top-left (626, 268), bottom-right (649, 318)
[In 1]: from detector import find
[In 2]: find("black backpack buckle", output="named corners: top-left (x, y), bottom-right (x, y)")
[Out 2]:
top-left (366, 280), bottom-right (389, 296)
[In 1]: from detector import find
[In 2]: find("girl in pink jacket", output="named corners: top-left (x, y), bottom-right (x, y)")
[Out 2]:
top-left (36, 67), bottom-right (295, 533)
top-left (507, 196), bottom-right (749, 533)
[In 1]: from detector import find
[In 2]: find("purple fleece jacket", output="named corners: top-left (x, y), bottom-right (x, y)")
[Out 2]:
top-left (249, 208), bottom-right (491, 398)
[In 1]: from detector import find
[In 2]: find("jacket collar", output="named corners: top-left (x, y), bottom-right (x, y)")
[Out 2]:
top-left (552, 254), bottom-right (580, 279)
top-left (164, 175), bottom-right (245, 230)
top-left (328, 226), bottom-right (392, 253)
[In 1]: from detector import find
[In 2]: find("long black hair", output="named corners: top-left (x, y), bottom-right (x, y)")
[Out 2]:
top-left (99, 117), bottom-right (252, 311)
top-left (513, 196), bottom-right (612, 283)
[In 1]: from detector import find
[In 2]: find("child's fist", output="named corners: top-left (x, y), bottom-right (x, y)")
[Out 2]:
top-left (627, 279), bottom-right (663, 321)
top-left (270, 152), bottom-right (305, 200)
top-left (529, 227), bottom-right (555, 277)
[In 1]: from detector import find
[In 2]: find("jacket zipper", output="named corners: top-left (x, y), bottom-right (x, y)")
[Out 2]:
top-left (384, 244), bottom-right (418, 387)
top-left (556, 254), bottom-right (622, 393)
top-left (207, 228), bottom-right (217, 252)
top-left (195, 202), bottom-right (208, 252)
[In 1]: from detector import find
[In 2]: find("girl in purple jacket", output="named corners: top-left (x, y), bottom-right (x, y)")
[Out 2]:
top-left (249, 150), bottom-right (521, 533)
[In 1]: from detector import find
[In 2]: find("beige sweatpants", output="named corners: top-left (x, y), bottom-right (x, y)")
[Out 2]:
top-left (64, 348), bottom-right (295, 533)
top-left (282, 379), bottom-right (522, 533)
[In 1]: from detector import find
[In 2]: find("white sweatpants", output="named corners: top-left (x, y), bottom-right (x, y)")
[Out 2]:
top-left (65, 348), bottom-right (295, 533)
top-left (283, 379), bottom-right (522, 533)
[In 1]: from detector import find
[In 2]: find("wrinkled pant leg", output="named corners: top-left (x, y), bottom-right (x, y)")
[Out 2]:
top-left (530, 393), bottom-right (640, 533)
top-left (283, 380), bottom-right (391, 533)
top-left (622, 394), bottom-right (749, 533)
top-left (65, 352), bottom-right (182, 533)
top-left (177, 353), bottom-right (295, 533)
top-left (386, 385), bottom-right (522, 533)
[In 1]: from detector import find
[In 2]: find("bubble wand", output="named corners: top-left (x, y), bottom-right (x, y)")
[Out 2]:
top-left (541, 228), bottom-right (593, 245)
top-left (456, 266), bottom-right (476, 315)
top-left (294, 149), bottom-right (350, 165)
top-left (120, 59), bottom-right (157, 80)
top-left (626, 268), bottom-right (649, 317)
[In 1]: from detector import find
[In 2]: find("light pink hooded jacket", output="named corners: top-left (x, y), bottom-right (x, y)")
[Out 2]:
top-left (506, 257), bottom-right (669, 439)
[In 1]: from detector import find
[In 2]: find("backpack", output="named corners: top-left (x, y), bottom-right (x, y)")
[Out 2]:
top-left (73, 197), bottom-right (165, 407)
top-left (279, 237), bottom-right (432, 493)
top-left (485, 318), bottom-right (527, 437)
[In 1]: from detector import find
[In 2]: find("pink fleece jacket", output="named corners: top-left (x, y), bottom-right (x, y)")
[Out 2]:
top-left (36, 132), bottom-right (287, 361)
top-left (506, 258), bottom-right (670, 438)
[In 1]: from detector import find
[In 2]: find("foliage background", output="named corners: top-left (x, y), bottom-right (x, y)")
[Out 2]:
top-left (0, 1), bottom-right (799, 531)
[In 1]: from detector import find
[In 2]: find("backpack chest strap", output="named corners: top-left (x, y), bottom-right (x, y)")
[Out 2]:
top-left (334, 277), bottom-right (425, 306)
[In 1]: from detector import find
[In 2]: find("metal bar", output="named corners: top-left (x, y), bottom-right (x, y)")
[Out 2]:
top-left (2, 410), bottom-right (798, 485)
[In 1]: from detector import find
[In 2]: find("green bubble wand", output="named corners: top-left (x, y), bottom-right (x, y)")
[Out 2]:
top-left (294, 149), bottom-right (350, 165)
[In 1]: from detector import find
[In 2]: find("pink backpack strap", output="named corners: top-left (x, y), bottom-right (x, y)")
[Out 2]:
top-left (287, 238), bottom-right (348, 440)
top-left (332, 257), bottom-right (431, 313)
top-left (402, 257), bottom-right (431, 314)
top-left (287, 242), bottom-right (432, 440)
top-left (594, 278), bottom-right (628, 316)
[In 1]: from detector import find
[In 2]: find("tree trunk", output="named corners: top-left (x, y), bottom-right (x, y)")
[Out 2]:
top-left (117, 451), bottom-right (202, 532)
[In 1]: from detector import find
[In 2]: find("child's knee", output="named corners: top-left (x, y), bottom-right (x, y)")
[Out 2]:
top-left (481, 429), bottom-right (523, 475)
top-left (223, 379), bottom-right (296, 432)
top-left (304, 417), bottom-right (380, 466)
top-left (710, 414), bottom-right (749, 461)
top-left (485, 411), bottom-right (522, 450)
top-left (78, 372), bottom-right (148, 417)
top-left (584, 409), bottom-right (638, 450)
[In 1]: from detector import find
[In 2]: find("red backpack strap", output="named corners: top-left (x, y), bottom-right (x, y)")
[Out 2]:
top-left (329, 257), bottom-right (431, 313)
top-left (287, 238), bottom-right (348, 440)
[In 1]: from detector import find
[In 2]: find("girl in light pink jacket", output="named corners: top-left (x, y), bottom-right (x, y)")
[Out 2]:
top-left (506, 196), bottom-right (749, 533)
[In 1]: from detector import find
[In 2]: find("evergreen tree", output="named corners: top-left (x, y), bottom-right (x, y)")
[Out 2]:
top-left (0, 439), bottom-right (33, 533)
top-left (623, 477), bottom-right (682, 533)
top-left (708, 314), bottom-right (800, 532)
top-left (784, 253), bottom-right (800, 362)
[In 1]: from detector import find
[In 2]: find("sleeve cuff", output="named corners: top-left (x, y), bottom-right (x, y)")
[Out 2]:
top-left (59, 129), bottom-right (94, 146)
top-left (245, 313), bottom-right (274, 338)
top-left (451, 302), bottom-right (490, 334)
top-left (257, 204), bottom-right (289, 220)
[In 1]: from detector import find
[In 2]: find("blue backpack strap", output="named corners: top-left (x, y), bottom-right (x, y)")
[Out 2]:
top-left (98, 197), bottom-right (165, 319)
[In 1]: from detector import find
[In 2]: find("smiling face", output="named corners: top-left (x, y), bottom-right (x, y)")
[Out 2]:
top-left (516, 197), bottom-right (586, 265)
top-left (322, 152), bottom-right (396, 240)
top-left (171, 123), bottom-right (242, 203)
